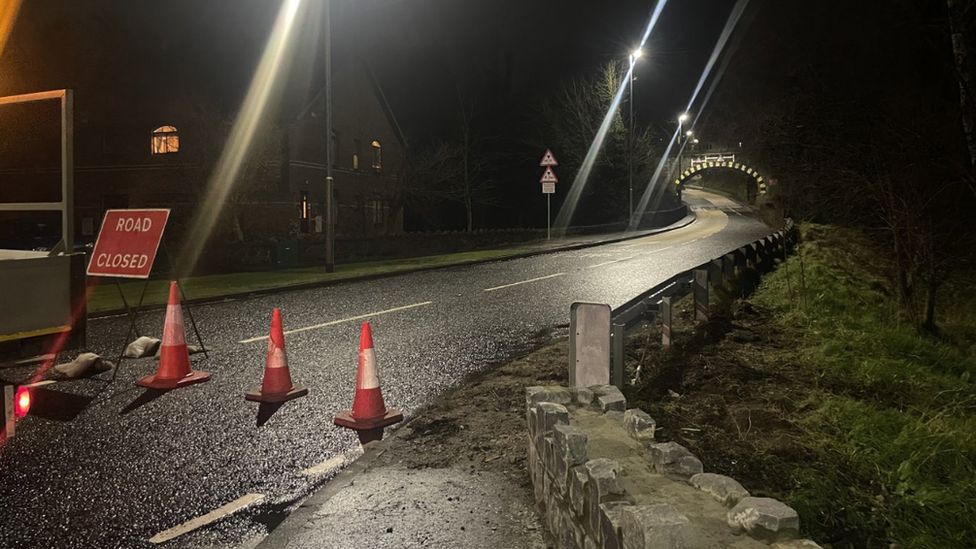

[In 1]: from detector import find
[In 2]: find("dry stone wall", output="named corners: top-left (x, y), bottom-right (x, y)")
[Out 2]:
top-left (526, 384), bottom-right (821, 549)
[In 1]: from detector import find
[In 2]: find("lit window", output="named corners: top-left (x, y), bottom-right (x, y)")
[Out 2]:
top-left (369, 199), bottom-right (385, 224)
top-left (352, 153), bottom-right (359, 170)
top-left (371, 140), bottom-right (382, 170)
top-left (151, 125), bottom-right (179, 154)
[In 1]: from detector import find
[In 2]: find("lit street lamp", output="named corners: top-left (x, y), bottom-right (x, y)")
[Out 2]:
top-left (628, 48), bottom-right (643, 219)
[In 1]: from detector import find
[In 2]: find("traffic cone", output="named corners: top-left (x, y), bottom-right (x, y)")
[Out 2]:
top-left (136, 281), bottom-right (211, 389)
top-left (334, 322), bottom-right (402, 444)
top-left (246, 308), bottom-right (308, 403)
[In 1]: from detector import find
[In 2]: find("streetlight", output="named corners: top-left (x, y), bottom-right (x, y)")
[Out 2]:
top-left (627, 48), bottom-right (643, 220)
top-left (678, 112), bottom-right (690, 124)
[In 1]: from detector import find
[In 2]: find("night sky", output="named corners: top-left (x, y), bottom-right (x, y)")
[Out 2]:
top-left (0, 0), bottom-right (741, 143)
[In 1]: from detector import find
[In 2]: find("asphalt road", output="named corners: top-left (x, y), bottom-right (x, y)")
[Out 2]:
top-left (0, 189), bottom-right (771, 548)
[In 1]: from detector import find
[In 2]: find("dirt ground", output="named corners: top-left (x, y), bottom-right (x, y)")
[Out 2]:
top-left (372, 341), bottom-right (567, 476)
top-left (621, 294), bottom-right (813, 502)
top-left (365, 291), bottom-right (811, 542)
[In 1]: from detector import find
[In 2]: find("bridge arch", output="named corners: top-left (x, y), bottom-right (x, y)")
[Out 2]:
top-left (673, 159), bottom-right (768, 196)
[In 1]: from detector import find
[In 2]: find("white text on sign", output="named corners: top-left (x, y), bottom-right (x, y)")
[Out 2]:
top-left (115, 217), bottom-right (154, 232)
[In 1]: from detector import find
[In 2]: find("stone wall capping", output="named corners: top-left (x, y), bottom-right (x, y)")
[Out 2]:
top-left (689, 472), bottom-right (750, 507)
top-left (646, 441), bottom-right (703, 478)
top-left (727, 496), bottom-right (800, 542)
top-left (623, 409), bottom-right (656, 441)
top-left (771, 540), bottom-right (823, 549)
top-left (525, 384), bottom-right (818, 548)
top-left (619, 503), bottom-right (699, 549)
top-left (526, 385), bottom-right (574, 407)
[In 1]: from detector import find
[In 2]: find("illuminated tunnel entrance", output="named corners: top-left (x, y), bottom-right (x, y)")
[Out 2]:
top-left (673, 159), bottom-right (768, 201)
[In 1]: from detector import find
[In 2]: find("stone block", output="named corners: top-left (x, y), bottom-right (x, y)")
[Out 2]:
top-left (623, 409), bottom-right (656, 441)
top-left (527, 436), bottom-right (537, 475)
top-left (727, 496), bottom-right (800, 542)
top-left (554, 424), bottom-right (588, 467)
top-left (526, 405), bottom-right (539, 438)
top-left (590, 385), bottom-right (627, 412)
top-left (646, 442), bottom-right (703, 478)
top-left (689, 473), bottom-right (750, 507)
top-left (536, 402), bottom-right (570, 439)
top-left (619, 503), bottom-right (699, 549)
top-left (526, 385), bottom-right (574, 407)
top-left (574, 386), bottom-right (595, 406)
top-left (533, 460), bottom-right (545, 504)
top-left (599, 501), bottom-right (632, 549)
top-left (569, 466), bottom-right (588, 517)
top-left (771, 541), bottom-right (822, 549)
top-left (584, 459), bottom-right (624, 539)
top-left (544, 436), bottom-right (557, 475)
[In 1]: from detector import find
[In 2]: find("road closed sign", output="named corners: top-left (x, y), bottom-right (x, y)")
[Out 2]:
top-left (87, 209), bottom-right (170, 278)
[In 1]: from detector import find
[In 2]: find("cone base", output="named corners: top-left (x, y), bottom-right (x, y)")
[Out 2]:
top-left (334, 408), bottom-right (403, 431)
top-left (136, 369), bottom-right (211, 390)
top-left (245, 385), bottom-right (308, 403)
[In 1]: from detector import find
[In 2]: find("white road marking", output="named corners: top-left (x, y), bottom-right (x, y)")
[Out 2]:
top-left (303, 453), bottom-right (349, 476)
top-left (645, 245), bottom-right (673, 254)
top-left (148, 493), bottom-right (265, 544)
top-left (23, 380), bottom-right (56, 388)
top-left (483, 273), bottom-right (565, 292)
top-left (239, 301), bottom-right (433, 344)
top-left (586, 256), bottom-right (636, 269)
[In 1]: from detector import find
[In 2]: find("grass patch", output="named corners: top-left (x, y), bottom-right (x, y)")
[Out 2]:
top-left (87, 246), bottom-right (539, 314)
top-left (625, 223), bottom-right (976, 547)
top-left (755, 224), bottom-right (976, 546)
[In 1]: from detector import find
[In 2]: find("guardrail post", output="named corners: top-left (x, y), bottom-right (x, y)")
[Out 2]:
top-left (709, 259), bottom-right (724, 291)
top-left (733, 248), bottom-right (748, 275)
top-left (611, 323), bottom-right (625, 388)
top-left (722, 254), bottom-right (736, 283)
top-left (660, 296), bottom-right (673, 350)
top-left (693, 268), bottom-right (709, 321)
top-left (745, 244), bottom-right (758, 270)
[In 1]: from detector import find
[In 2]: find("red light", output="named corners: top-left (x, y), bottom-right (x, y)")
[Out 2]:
top-left (14, 386), bottom-right (30, 418)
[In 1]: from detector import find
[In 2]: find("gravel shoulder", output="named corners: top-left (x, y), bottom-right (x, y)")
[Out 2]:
top-left (259, 341), bottom-right (570, 549)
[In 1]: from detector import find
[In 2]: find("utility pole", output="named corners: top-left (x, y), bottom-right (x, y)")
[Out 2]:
top-left (323, 0), bottom-right (335, 272)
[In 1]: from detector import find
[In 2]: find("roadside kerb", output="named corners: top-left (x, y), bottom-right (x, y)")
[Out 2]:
top-left (90, 214), bottom-right (697, 319)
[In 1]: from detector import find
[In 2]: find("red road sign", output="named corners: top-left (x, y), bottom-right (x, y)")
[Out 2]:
top-left (87, 209), bottom-right (170, 278)
top-left (539, 149), bottom-right (558, 167)
top-left (540, 166), bottom-right (558, 184)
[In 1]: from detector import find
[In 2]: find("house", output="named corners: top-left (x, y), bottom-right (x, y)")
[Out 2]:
top-left (0, 0), bottom-right (406, 260)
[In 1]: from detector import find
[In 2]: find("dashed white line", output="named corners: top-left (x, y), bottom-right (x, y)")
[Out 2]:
top-left (586, 256), bottom-right (636, 269)
top-left (239, 301), bottom-right (433, 344)
top-left (23, 380), bottom-right (56, 388)
top-left (149, 493), bottom-right (265, 544)
top-left (303, 447), bottom-right (362, 476)
top-left (483, 273), bottom-right (565, 292)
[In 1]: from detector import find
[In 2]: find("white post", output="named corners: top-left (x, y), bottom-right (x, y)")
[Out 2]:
top-left (546, 194), bottom-right (551, 240)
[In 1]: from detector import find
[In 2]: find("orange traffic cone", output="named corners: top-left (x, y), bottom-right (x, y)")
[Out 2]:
top-left (334, 322), bottom-right (402, 443)
top-left (136, 281), bottom-right (211, 389)
top-left (246, 308), bottom-right (308, 403)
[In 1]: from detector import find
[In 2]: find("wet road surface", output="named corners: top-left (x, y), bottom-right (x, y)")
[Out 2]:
top-left (0, 189), bottom-right (770, 548)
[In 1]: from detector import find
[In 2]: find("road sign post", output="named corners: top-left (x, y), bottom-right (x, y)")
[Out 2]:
top-left (539, 149), bottom-right (559, 240)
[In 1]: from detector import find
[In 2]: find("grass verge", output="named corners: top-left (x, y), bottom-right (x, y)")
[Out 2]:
top-left (624, 223), bottom-right (976, 548)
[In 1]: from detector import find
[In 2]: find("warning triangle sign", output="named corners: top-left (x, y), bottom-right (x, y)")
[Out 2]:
top-left (540, 166), bottom-right (558, 184)
top-left (539, 149), bottom-right (558, 167)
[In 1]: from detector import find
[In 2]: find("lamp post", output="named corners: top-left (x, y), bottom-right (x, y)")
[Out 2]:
top-left (323, 0), bottom-right (335, 272)
top-left (628, 48), bottom-right (643, 220)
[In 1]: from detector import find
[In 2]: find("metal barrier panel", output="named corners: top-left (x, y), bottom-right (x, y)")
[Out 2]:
top-left (0, 253), bottom-right (72, 342)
